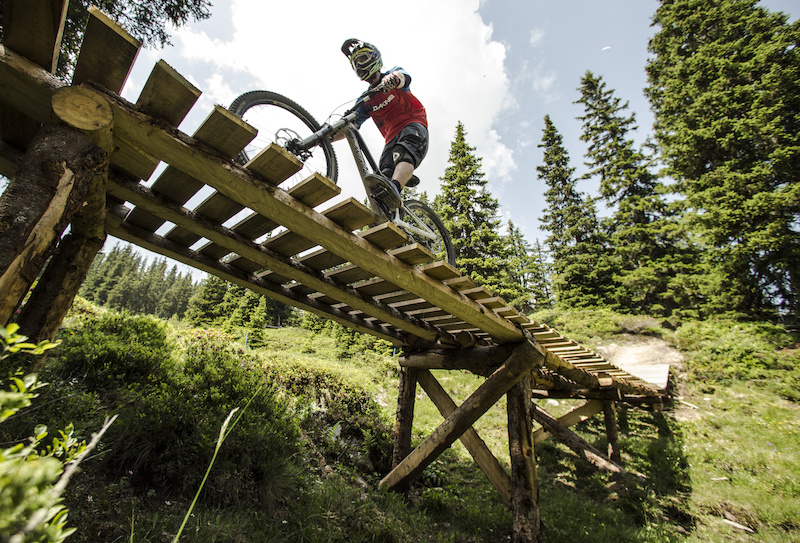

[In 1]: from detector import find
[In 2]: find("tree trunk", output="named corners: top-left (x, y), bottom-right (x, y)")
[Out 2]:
top-left (0, 123), bottom-right (105, 326)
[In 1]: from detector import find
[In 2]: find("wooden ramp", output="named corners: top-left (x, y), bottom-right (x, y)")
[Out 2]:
top-left (0, 3), bottom-right (671, 541)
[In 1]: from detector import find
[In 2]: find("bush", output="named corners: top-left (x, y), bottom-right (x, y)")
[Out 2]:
top-left (675, 318), bottom-right (800, 395)
top-left (48, 315), bottom-right (302, 508)
top-left (0, 325), bottom-right (84, 543)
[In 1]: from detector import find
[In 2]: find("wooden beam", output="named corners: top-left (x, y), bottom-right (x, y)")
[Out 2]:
top-left (530, 404), bottom-right (628, 477)
top-left (417, 369), bottom-right (512, 507)
top-left (391, 366), bottom-right (419, 493)
top-left (532, 400), bottom-right (604, 444)
top-left (379, 340), bottom-right (543, 491)
top-left (507, 373), bottom-right (542, 542)
top-left (603, 401), bottom-right (621, 464)
top-left (400, 343), bottom-right (518, 377)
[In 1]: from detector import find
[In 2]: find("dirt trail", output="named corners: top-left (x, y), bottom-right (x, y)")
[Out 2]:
top-left (595, 335), bottom-right (684, 367)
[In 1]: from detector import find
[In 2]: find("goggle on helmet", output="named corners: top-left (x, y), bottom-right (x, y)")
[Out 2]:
top-left (341, 39), bottom-right (383, 80)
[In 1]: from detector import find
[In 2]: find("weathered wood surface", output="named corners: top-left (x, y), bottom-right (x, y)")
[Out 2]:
top-left (0, 124), bottom-right (105, 325)
top-left (532, 400), bottom-right (605, 444)
top-left (379, 340), bottom-right (543, 491)
top-left (508, 373), bottom-right (542, 542)
top-left (391, 366), bottom-right (419, 490)
top-left (531, 403), bottom-right (627, 476)
top-left (417, 369), bottom-right (513, 507)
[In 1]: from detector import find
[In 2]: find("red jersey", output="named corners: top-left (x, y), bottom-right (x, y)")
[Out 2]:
top-left (353, 67), bottom-right (428, 143)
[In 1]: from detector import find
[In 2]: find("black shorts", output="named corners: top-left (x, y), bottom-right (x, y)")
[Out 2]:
top-left (379, 122), bottom-right (429, 177)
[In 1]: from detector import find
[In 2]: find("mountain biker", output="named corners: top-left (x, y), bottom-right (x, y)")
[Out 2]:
top-left (336, 39), bottom-right (428, 210)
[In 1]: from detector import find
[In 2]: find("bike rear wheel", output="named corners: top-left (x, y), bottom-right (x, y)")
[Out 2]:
top-left (399, 199), bottom-right (456, 266)
top-left (228, 90), bottom-right (338, 185)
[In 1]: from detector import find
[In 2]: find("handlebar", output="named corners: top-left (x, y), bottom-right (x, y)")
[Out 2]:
top-left (287, 89), bottom-right (378, 154)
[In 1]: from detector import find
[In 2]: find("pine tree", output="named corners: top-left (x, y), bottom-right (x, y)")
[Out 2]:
top-left (538, 116), bottom-right (614, 307)
top-left (646, 0), bottom-right (800, 318)
top-left (529, 240), bottom-right (554, 310)
top-left (576, 71), bottom-right (679, 315)
top-left (434, 122), bottom-right (514, 299)
top-left (104, 248), bottom-right (143, 310)
top-left (228, 289), bottom-right (261, 328)
top-left (504, 221), bottom-right (544, 314)
top-left (184, 275), bottom-right (228, 326)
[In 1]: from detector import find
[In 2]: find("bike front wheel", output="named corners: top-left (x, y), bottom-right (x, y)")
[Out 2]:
top-left (398, 199), bottom-right (456, 266)
top-left (228, 90), bottom-right (338, 185)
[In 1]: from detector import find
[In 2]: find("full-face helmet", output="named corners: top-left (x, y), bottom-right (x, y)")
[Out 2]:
top-left (341, 39), bottom-right (383, 80)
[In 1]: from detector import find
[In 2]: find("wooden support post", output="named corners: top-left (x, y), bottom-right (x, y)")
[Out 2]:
top-left (391, 366), bottom-right (419, 491)
top-left (507, 373), bottom-right (542, 542)
top-left (380, 340), bottom-right (542, 491)
top-left (14, 86), bottom-right (112, 342)
top-left (603, 400), bottom-right (621, 464)
top-left (0, 124), bottom-right (105, 326)
top-left (530, 403), bottom-right (628, 478)
top-left (417, 369), bottom-right (512, 507)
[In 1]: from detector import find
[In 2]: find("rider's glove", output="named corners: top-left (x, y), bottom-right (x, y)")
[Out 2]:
top-left (378, 73), bottom-right (402, 92)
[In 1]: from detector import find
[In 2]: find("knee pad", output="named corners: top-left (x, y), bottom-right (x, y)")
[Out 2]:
top-left (392, 145), bottom-right (415, 167)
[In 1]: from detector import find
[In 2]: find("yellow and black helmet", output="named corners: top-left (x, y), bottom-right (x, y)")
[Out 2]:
top-left (341, 39), bottom-right (383, 80)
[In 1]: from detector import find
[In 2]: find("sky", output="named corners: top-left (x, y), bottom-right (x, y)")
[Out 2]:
top-left (114, 0), bottom-right (798, 276)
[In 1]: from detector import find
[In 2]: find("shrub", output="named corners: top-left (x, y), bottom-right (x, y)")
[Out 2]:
top-left (50, 314), bottom-right (302, 508)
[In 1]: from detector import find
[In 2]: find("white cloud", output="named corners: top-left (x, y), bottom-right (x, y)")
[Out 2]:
top-left (159, 0), bottom-right (514, 195)
top-left (530, 28), bottom-right (545, 48)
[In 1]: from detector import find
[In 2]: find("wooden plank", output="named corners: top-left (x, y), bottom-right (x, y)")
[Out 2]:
top-left (615, 364), bottom-right (670, 391)
top-left (93, 84), bottom-right (527, 343)
top-left (136, 60), bottom-right (200, 125)
top-left (72, 6), bottom-right (140, 93)
top-left (295, 248), bottom-right (348, 272)
top-left (115, 59), bottom-right (200, 180)
top-left (417, 369), bottom-right (512, 507)
top-left (245, 144), bottom-right (301, 186)
top-left (285, 173), bottom-right (340, 208)
top-left (532, 400), bottom-right (604, 444)
top-left (379, 340), bottom-right (542, 491)
top-left (389, 244), bottom-right (435, 266)
top-left (3, 0), bottom-right (67, 73)
top-left (125, 105), bottom-right (257, 230)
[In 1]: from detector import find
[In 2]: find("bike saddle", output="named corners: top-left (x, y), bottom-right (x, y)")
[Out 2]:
top-left (406, 175), bottom-right (420, 188)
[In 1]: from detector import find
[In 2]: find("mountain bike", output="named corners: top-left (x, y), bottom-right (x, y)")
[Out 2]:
top-left (228, 90), bottom-right (456, 266)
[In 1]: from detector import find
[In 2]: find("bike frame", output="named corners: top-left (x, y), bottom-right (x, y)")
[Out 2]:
top-left (288, 111), bottom-right (441, 244)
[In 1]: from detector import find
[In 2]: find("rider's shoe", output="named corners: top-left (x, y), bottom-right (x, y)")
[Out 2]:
top-left (365, 173), bottom-right (402, 210)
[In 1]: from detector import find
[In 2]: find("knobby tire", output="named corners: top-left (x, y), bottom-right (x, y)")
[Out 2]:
top-left (228, 90), bottom-right (338, 183)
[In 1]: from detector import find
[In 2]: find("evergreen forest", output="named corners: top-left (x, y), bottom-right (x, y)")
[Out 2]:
top-left (2, 0), bottom-right (800, 542)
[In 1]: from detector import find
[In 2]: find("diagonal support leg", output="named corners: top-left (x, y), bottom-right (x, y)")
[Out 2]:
top-left (380, 340), bottom-right (542, 491)
top-left (416, 369), bottom-right (512, 507)
top-left (531, 403), bottom-right (628, 477)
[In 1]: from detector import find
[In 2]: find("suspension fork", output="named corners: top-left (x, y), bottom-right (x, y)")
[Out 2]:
top-left (341, 124), bottom-right (385, 217)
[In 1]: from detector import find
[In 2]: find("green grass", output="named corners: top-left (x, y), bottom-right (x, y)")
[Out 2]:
top-left (3, 303), bottom-right (799, 542)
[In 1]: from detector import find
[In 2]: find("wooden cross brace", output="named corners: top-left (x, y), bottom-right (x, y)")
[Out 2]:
top-left (380, 339), bottom-right (543, 493)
